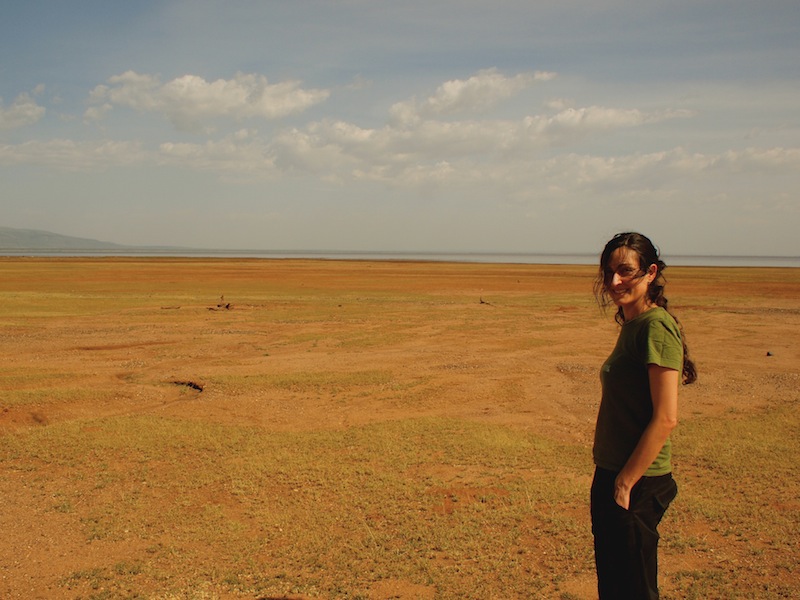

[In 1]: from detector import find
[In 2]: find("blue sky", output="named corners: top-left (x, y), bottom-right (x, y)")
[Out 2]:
top-left (1, 0), bottom-right (798, 256)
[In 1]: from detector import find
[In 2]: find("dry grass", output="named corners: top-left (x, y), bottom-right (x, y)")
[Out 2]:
top-left (2, 416), bottom-right (592, 599)
top-left (0, 257), bottom-right (798, 599)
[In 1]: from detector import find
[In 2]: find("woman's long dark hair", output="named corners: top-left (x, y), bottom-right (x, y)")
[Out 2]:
top-left (594, 232), bottom-right (697, 384)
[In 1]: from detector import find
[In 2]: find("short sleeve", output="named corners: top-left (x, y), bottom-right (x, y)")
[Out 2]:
top-left (645, 318), bottom-right (683, 371)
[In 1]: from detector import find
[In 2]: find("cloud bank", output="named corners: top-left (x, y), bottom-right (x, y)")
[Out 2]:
top-left (7, 67), bottom-right (792, 203)
top-left (3, 69), bottom-right (700, 180)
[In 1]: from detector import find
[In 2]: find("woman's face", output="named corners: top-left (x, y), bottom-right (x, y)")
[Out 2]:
top-left (603, 247), bottom-right (656, 317)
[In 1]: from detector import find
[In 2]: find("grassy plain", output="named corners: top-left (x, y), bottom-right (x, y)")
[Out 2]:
top-left (0, 257), bottom-right (798, 599)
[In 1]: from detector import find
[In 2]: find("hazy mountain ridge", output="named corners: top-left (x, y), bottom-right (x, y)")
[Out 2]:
top-left (0, 227), bottom-right (124, 250)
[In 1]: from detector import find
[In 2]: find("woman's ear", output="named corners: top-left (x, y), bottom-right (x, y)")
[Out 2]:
top-left (647, 263), bottom-right (658, 282)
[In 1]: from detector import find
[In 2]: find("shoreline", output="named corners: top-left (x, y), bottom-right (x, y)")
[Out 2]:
top-left (1, 250), bottom-right (798, 268)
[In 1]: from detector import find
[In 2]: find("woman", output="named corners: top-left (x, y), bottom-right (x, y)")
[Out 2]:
top-left (591, 232), bottom-right (697, 599)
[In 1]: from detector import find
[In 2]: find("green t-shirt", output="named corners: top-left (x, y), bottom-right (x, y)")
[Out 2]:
top-left (593, 307), bottom-right (683, 476)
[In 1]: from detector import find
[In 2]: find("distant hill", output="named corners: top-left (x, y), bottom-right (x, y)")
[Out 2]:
top-left (0, 227), bottom-right (125, 250)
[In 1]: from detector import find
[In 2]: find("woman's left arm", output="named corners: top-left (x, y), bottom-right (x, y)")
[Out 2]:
top-left (614, 364), bottom-right (680, 509)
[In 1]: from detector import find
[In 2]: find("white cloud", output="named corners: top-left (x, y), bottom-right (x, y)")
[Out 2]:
top-left (0, 139), bottom-right (145, 170)
top-left (390, 69), bottom-right (556, 126)
top-left (334, 145), bottom-right (800, 202)
top-left (158, 132), bottom-right (277, 178)
top-left (727, 146), bottom-right (800, 169)
top-left (0, 91), bottom-right (46, 130)
top-left (83, 103), bottom-right (113, 123)
top-left (88, 71), bottom-right (331, 132)
top-left (520, 147), bottom-right (800, 198)
top-left (521, 106), bottom-right (695, 145)
top-left (269, 96), bottom-right (693, 181)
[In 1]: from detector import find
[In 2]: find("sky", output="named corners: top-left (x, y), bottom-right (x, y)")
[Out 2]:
top-left (1, 0), bottom-right (799, 257)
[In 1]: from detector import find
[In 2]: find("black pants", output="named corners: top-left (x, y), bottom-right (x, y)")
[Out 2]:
top-left (591, 467), bottom-right (678, 600)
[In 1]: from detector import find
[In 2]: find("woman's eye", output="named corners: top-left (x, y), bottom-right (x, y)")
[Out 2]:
top-left (604, 266), bottom-right (638, 279)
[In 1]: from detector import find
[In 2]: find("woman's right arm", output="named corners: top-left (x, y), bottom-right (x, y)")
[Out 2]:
top-left (613, 364), bottom-right (679, 509)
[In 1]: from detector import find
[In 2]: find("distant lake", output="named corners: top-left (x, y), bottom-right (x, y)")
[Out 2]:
top-left (2, 248), bottom-right (798, 267)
